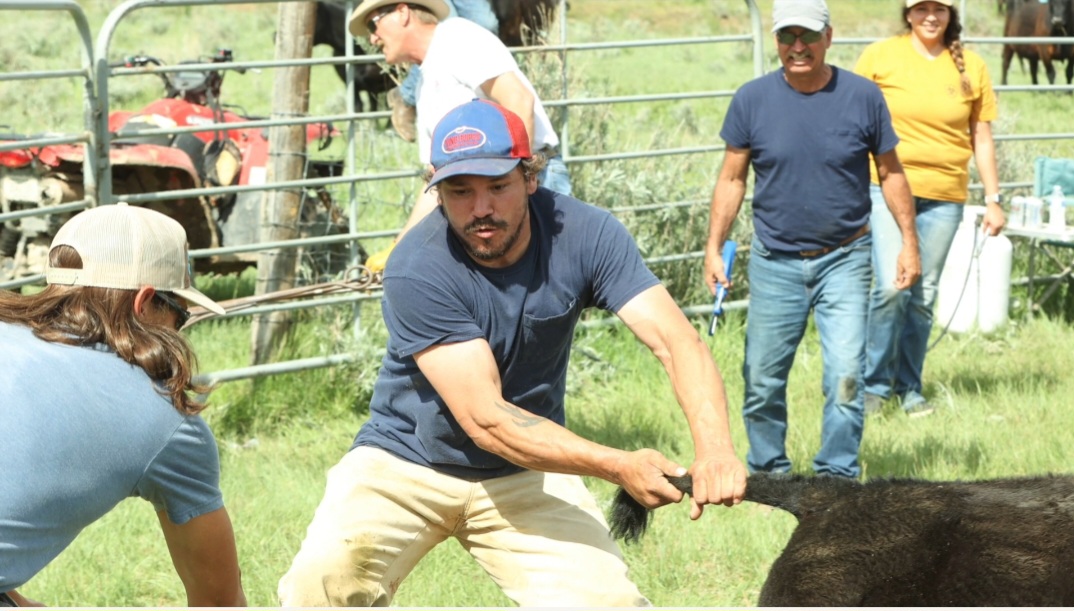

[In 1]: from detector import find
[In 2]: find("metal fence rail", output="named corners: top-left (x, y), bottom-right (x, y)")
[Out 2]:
top-left (0, 0), bottom-right (98, 290)
top-left (3, 0), bottom-right (1073, 389)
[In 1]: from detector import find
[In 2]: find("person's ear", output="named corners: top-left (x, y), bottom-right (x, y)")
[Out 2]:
top-left (133, 286), bottom-right (157, 317)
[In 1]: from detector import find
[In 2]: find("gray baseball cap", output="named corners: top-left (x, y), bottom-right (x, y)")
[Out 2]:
top-left (772, 0), bottom-right (830, 33)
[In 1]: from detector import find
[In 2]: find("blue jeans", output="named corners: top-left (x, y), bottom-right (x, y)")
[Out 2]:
top-left (864, 184), bottom-right (963, 409)
top-left (742, 233), bottom-right (872, 478)
top-left (538, 155), bottom-right (572, 196)
top-left (399, 0), bottom-right (500, 106)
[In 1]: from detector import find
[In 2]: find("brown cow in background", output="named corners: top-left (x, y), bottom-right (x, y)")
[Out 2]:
top-left (1002, 0), bottom-right (1074, 86)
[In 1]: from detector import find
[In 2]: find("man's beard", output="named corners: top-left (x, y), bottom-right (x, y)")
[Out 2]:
top-left (461, 214), bottom-right (526, 261)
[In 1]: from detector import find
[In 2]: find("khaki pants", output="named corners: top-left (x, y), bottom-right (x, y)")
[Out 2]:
top-left (278, 446), bottom-right (650, 607)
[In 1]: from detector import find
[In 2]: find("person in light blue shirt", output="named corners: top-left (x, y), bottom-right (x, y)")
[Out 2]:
top-left (0, 204), bottom-right (244, 607)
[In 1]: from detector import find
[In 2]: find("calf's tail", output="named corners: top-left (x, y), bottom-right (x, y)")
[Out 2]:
top-left (609, 473), bottom-right (854, 543)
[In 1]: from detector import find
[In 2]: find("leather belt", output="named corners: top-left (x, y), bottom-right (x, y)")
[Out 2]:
top-left (798, 224), bottom-right (870, 258)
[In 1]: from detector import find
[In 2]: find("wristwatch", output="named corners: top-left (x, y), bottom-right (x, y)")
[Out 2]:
top-left (985, 193), bottom-right (1003, 206)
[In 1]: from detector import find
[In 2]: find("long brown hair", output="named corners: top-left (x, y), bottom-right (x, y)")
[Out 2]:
top-left (0, 245), bottom-right (208, 414)
top-left (903, 3), bottom-right (973, 97)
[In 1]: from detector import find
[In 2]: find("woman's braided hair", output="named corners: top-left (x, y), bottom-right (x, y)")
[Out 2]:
top-left (904, 4), bottom-right (973, 97)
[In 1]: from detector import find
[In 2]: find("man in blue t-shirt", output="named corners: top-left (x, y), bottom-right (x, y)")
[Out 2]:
top-left (280, 99), bottom-right (748, 607)
top-left (0, 205), bottom-right (244, 607)
top-left (702, 0), bottom-right (920, 479)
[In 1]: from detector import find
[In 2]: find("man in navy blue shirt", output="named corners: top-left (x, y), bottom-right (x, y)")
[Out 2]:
top-left (703, 0), bottom-right (920, 479)
top-left (280, 99), bottom-right (748, 607)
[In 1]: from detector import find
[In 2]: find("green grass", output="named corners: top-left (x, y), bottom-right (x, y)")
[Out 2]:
top-left (22, 314), bottom-right (1074, 606)
top-left (9, 0), bottom-right (1074, 607)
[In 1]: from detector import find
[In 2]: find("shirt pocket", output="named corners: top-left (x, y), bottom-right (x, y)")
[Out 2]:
top-left (517, 298), bottom-right (578, 365)
top-left (823, 127), bottom-right (867, 168)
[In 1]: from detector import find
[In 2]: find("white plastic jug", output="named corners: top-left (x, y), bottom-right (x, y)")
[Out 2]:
top-left (936, 206), bottom-right (1013, 333)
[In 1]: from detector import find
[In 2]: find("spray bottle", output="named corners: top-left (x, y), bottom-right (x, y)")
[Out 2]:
top-left (709, 241), bottom-right (737, 335)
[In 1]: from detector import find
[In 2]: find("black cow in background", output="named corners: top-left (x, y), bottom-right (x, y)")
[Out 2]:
top-left (313, 1), bottom-right (393, 113)
top-left (1002, 0), bottom-right (1074, 86)
top-left (313, 1), bottom-right (563, 114)
top-left (610, 473), bottom-right (1074, 606)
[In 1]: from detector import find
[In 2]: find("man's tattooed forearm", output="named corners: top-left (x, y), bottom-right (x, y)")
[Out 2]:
top-left (494, 400), bottom-right (545, 427)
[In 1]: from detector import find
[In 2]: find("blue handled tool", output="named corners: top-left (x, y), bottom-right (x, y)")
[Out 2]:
top-left (709, 240), bottom-right (737, 336)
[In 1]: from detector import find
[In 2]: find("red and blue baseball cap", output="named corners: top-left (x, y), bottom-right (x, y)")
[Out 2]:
top-left (426, 99), bottom-right (532, 191)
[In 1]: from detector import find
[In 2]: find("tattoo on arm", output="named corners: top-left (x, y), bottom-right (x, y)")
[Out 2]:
top-left (495, 400), bottom-right (545, 428)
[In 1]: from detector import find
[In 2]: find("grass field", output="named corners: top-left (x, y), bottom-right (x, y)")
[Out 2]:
top-left (9, 0), bottom-right (1074, 607)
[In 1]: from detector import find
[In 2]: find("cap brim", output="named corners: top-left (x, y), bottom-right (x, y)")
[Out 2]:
top-left (425, 158), bottom-right (523, 191)
top-left (772, 17), bottom-right (827, 33)
top-left (173, 287), bottom-right (226, 316)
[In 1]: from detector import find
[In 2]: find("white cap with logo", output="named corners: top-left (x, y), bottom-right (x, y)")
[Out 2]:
top-left (45, 203), bottom-right (225, 315)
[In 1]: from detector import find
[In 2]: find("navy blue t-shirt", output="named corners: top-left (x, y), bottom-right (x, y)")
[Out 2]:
top-left (354, 189), bottom-right (660, 480)
top-left (720, 66), bottom-right (898, 252)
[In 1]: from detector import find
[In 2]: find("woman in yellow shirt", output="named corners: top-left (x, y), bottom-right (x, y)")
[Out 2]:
top-left (855, 0), bottom-right (1005, 417)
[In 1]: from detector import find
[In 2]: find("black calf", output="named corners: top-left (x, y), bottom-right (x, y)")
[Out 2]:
top-left (610, 473), bottom-right (1074, 606)
top-left (313, 2), bottom-right (392, 113)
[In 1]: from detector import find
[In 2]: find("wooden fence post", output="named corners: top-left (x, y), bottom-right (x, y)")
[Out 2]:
top-left (252, 1), bottom-right (316, 365)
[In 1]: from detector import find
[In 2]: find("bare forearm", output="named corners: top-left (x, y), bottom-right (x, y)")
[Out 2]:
top-left (703, 148), bottom-right (752, 292)
top-left (706, 179), bottom-right (745, 252)
top-left (874, 150), bottom-right (916, 243)
top-left (876, 155), bottom-right (922, 288)
top-left (972, 121), bottom-right (1000, 197)
top-left (159, 509), bottom-right (247, 607)
top-left (973, 124), bottom-right (1005, 231)
top-left (664, 336), bottom-right (737, 459)
top-left (676, 362), bottom-right (747, 511)
top-left (7, 590), bottom-right (43, 607)
top-left (465, 400), bottom-right (631, 483)
top-left (975, 142), bottom-right (1000, 198)
top-left (879, 172), bottom-right (918, 250)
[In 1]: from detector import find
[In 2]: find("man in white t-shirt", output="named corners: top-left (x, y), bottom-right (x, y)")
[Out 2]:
top-left (348, 0), bottom-right (572, 270)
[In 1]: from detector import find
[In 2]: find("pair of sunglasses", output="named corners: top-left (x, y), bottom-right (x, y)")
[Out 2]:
top-left (775, 28), bottom-right (825, 45)
top-left (154, 292), bottom-right (191, 330)
top-left (366, 7), bottom-right (395, 35)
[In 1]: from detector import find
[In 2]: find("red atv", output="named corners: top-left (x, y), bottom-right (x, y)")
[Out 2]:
top-left (1, 49), bottom-right (352, 283)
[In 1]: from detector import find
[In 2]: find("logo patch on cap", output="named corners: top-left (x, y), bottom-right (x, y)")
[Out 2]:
top-left (441, 126), bottom-right (487, 154)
